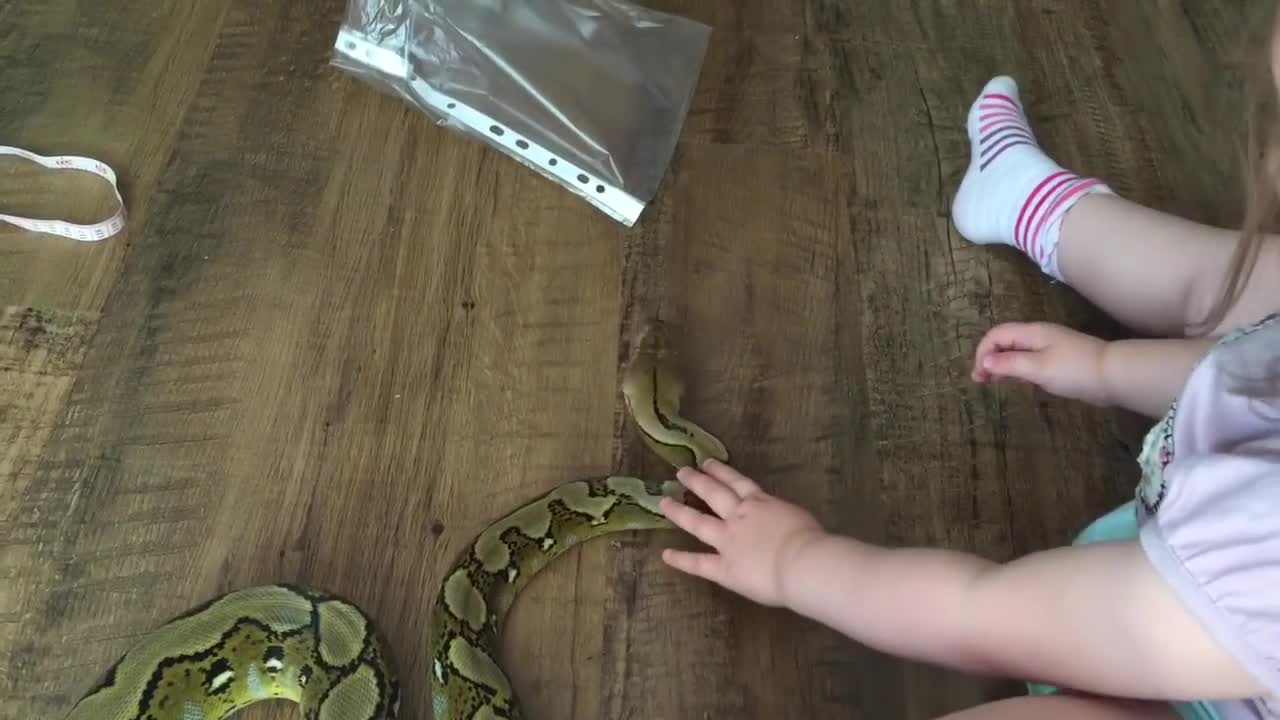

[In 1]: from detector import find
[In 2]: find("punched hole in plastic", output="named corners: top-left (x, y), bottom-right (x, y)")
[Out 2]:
top-left (576, 173), bottom-right (588, 183)
top-left (447, 102), bottom-right (456, 109)
top-left (516, 139), bottom-right (529, 150)
top-left (489, 125), bottom-right (505, 136)
top-left (596, 185), bottom-right (605, 194)
top-left (548, 158), bottom-right (558, 166)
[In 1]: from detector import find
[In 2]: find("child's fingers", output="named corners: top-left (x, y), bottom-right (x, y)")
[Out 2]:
top-left (973, 323), bottom-right (1049, 368)
top-left (981, 350), bottom-right (1045, 385)
top-left (661, 548), bottom-right (726, 585)
top-left (700, 458), bottom-right (761, 498)
top-left (677, 466), bottom-right (740, 516)
top-left (658, 496), bottom-right (725, 547)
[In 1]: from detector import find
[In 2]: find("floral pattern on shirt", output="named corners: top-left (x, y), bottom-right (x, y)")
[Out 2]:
top-left (1136, 313), bottom-right (1280, 515)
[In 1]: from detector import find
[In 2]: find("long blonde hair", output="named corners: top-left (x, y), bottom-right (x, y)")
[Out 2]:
top-left (1200, 1), bottom-right (1280, 334)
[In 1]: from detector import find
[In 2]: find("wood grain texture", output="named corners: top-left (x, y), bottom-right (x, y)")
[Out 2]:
top-left (0, 0), bottom-right (1262, 718)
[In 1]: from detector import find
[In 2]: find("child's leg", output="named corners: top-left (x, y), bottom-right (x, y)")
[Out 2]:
top-left (1056, 195), bottom-right (1280, 337)
top-left (937, 696), bottom-right (1178, 720)
top-left (952, 76), bottom-right (1279, 337)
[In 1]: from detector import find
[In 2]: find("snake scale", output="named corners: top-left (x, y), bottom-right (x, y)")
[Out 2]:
top-left (64, 327), bottom-right (729, 720)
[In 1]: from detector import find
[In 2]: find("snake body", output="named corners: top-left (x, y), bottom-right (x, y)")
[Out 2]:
top-left (64, 584), bottom-right (399, 720)
top-left (65, 328), bottom-right (728, 719)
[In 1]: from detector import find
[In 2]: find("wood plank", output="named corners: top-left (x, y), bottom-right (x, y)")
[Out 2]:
top-left (588, 141), bottom-right (859, 720)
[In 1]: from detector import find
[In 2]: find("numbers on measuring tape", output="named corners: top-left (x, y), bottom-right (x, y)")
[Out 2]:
top-left (0, 145), bottom-right (126, 242)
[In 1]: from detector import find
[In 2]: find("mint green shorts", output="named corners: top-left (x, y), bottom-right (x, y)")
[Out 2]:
top-left (1024, 501), bottom-right (1220, 720)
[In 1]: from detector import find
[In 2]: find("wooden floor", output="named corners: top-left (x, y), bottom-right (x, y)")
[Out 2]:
top-left (0, 1), bottom-right (1264, 718)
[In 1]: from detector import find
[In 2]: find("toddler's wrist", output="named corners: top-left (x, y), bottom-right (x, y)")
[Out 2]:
top-left (1094, 339), bottom-right (1120, 408)
top-left (775, 527), bottom-right (833, 611)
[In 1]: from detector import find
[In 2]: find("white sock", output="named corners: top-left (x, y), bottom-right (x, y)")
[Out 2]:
top-left (951, 76), bottom-right (1112, 280)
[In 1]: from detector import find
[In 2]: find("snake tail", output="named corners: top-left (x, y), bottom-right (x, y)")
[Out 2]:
top-left (622, 350), bottom-right (730, 469)
top-left (64, 584), bottom-right (399, 720)
top-left (427, 475), bottom-right (683, 720)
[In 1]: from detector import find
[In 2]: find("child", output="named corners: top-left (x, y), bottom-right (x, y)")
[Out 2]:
top-left (656, 14), bottom-right (1280, 720)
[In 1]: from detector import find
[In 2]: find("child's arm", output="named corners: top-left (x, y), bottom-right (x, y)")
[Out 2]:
top-left (1098, 335), bottom-right (1217, 416)
top-left (780, 529), bottom-right (1255, 700)
top-left (973, 322), bottom-right (1216, 418)
top-left (660, 460), bottom-right (1265, 702)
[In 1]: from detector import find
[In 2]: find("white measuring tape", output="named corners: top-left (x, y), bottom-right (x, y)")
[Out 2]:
top-left (0, 145), bottom-right (126, 242)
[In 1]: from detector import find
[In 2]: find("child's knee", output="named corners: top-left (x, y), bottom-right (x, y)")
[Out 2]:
top-left (1189, 235), bottom-right (1280, 335)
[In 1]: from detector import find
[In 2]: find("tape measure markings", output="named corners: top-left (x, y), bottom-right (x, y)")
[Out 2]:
top-left (0, 145), bottom-right (126, 242)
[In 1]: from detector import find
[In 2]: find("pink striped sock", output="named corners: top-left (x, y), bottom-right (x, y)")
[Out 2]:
top-left (951, 76), bottom-right (1112, 280)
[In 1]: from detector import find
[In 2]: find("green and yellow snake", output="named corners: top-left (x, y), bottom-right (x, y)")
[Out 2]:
top-left (65, 327), bottom-right (728, 720)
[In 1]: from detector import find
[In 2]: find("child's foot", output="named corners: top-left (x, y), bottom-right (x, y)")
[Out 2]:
top-left (951, 76), bottom-right (1112, 281)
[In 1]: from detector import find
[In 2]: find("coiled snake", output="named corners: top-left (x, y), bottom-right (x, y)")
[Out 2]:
top-left (64, 330), bottom-right (728, 719)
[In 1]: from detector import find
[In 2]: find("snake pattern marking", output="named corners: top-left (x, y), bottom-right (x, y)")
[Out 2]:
top-left (64, 328), bottom-right (728, 720)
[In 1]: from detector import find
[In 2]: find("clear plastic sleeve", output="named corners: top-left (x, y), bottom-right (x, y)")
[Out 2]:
top-left (332, 0), bottom-right (711, 226)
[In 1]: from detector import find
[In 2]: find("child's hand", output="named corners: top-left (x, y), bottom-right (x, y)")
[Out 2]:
top-left (972, 322), bottom-right (1110, 406)
top-left (658, 460), bottom-right (826, 608)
